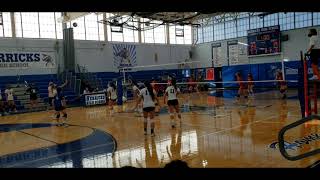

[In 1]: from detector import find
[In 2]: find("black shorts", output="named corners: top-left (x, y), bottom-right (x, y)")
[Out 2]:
top-left (143, 107), bottom-right (155, 112)
top-left (167, 99), bottom-right (179, 106)
top-left (55, 106), bottom-right (66, 111)
top-left (310, 49), bottom-right (320, 65)
top-left (48, 97), bottom-right (54, 106)
top-left (30, 95), bottom-right (37, 101)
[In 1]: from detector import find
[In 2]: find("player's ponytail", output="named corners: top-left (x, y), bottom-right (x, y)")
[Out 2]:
top-left (172, 78), bottom-right (177, 90)
top-left (145, 80), bottom-right (155, 101)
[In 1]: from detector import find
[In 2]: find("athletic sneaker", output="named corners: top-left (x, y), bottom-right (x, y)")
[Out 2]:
top-left (62, 123), bottom-right (69, 127)
top-left (56, 123), bottom-right (63, 127)
top-left (309, 75), bottom-right (319, 81)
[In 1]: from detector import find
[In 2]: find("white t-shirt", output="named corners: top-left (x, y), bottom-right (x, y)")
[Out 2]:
top-left (5, 89), bottom-right (14, 101)
top-left (107, 87), bottom-right (117, 100)
top-left (165, 86), bottom-right (180, 101)
top-left (140, 88), bottom-right (156, 108)
top-left (48, 86), bottom-right (54, 98)
top-left (310, 35), bottom-right (320, 49)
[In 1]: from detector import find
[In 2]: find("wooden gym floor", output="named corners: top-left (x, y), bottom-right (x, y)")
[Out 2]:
top-left (0, 90), bottom-right (319, 168)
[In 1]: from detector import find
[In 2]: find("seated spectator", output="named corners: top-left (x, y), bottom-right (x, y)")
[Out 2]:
top-left (0, 89), bottom-right (5, 116)
top-left (83, 87), bottom-right (91, 95)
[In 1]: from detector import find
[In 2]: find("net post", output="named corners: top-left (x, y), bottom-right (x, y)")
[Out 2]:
top-left (302, 51), bottom-right (309, 116)
top-left (117, 76), bottom-right (123, 106)
top-left (281, 58), bottom-right (285, 81)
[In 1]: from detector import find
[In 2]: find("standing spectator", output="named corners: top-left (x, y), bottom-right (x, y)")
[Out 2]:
top-left (307, 28), bottom-right (320, 80)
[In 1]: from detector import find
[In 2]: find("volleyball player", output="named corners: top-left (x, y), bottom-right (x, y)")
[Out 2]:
top-left (276, 71), bottom-right (287, 99)
top-left (5, 86), bottom-right (17, 113)
top-left (247, 73), bottom-right (254, 96)
top-left (48, 82), bottom-right (55, 108)
top-left (235, 72), bottom-right (248, 101)
top-left (107, 82), bottom-right (117, 115)
top-left (131, 80), bottom-right (142, 113)
top-left (52, 81), bottom-right (68, 127)
top-left (164, 79), bottom-right (182, 128)
top-left (26, 83), bottom-right (39, 109)
top-left (134, 80), bottom-right (160, 136)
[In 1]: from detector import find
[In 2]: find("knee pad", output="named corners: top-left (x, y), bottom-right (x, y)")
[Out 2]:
top-left (237, 94), bottom-right (240, 98)
top-left (56, 114), bottom-right (60, 119)
top-left (63, 114), bottom-right (67, 118)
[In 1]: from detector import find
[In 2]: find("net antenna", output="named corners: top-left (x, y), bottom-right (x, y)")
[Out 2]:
top-left (0, 12), bottom-right (3, 25)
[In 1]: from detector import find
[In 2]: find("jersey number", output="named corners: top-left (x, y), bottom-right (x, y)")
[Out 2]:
top-left (170, 89), bottom-right (175, 93)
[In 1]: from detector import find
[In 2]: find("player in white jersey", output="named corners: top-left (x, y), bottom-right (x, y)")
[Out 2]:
top-left (5, 86), bottom-right (17, 113)
top-left (107, 82), bottom-right (117, 115)
top-left (131, 80), bottom-right (142, 114)
top-left (134, 81), bottom-right (160, 136)
top-left (164, 79), bottom-right (181, 128)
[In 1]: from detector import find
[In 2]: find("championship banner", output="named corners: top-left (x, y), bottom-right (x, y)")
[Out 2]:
top-left (0, 52), bottom-right (56, 69)
top-left (112, 44), bottom-right (137, 69)
top-left (212, 43), bottom-right (223, 67)
top-left (206, 68), bottom-right (214, 80)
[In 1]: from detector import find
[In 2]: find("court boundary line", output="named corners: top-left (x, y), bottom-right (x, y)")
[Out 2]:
top-left (1, 125), bottom-right (116, 168)
top-left (17, 130), bottom-right (59, 145)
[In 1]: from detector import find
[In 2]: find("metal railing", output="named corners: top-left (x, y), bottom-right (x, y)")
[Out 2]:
top-left (278, 115), bottom-right (320, 161)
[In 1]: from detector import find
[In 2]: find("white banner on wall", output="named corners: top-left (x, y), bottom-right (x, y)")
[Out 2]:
top-left (0, 52), bottom-right (56, 69)
top-left (227, 40), bottom-right (249, 65)
top-left (227, 40), bottom-right (239, 65)
top-left (212, 43), bottom-right (223, 67)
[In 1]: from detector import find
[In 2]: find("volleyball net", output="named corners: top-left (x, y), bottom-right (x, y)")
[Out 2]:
top-left (119, 59), bottom-right (300, 101)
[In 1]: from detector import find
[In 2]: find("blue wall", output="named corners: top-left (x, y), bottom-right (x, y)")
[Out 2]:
top-left (221, 60), bottom-right (301, 88)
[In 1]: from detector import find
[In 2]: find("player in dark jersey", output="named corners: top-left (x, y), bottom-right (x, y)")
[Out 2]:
top-left (52, 81), bottom-right (68, 127)
top-left (235, 72), bottom-right (248, 102)
top-left (275, 70), bottom-right (287, 99)
top-left (26, 83), bottom-right (39, 109)
top-left (247, 73), bottom-right (254, 96)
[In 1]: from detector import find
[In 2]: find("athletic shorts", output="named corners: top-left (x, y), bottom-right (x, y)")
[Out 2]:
top-left (110, 99), bottom-right (117, 102)
top-left (143, 107), bottom-right (155, 112)
top-left (48, 97), bottom-right (54, 106)
top-left (30, 94), bottom-right (37, 101)
top-left (55, 106), bottom-right (66, 111)
top-left (167, 99), bottom-right (179, 106)
top-left (310, 49), bottom-right (320, 65)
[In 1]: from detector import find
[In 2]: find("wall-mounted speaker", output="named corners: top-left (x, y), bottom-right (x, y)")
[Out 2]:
top-left (154, 53), bottom-right (158, 62)
top-left (281, 34), bottom-right (289, 41)
top-left (189, 51), bottom-right (193, 59)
